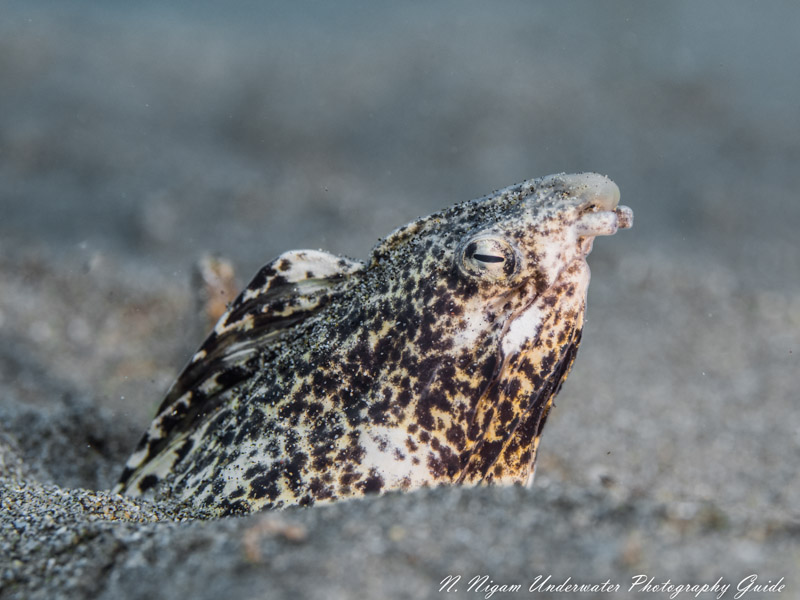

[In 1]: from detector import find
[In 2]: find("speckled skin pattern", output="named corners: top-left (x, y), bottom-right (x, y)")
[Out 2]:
top-left (116, 172), bottom-right (632, 515)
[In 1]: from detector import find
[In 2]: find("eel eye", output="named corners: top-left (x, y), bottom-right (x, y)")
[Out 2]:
top-left (461, 237), bottom-right (518, 280)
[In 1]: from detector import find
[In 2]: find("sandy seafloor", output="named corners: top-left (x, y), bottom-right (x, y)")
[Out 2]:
top-left (1, 2), bottom-right (799, 598)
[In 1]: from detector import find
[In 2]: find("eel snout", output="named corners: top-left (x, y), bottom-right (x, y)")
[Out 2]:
top-left (553, 172), bottom-right (633, 254)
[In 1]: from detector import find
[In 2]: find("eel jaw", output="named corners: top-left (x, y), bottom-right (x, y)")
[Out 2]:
top-left (548, 172), bottom-right (633, 256)
top-left (577, 204), bottom-right (634, 237)
top-left (576, 204), bottom-right (633, 255)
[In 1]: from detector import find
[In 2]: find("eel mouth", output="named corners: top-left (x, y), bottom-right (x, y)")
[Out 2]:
top-left (577, 204), bottom-right (634, 254)
top-left (557, 173), bottom-right (633, 255)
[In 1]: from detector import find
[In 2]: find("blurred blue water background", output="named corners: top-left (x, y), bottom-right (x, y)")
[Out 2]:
top-left (1, 1), bottom-right (799, 286)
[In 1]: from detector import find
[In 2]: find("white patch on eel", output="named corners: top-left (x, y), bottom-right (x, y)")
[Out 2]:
top-left (502, 303), bottom-right (545, 357)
